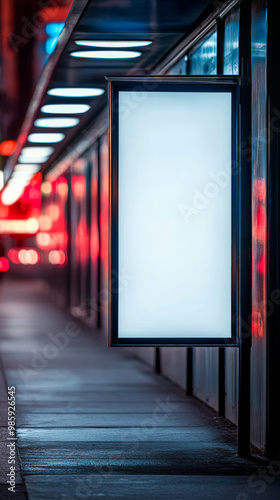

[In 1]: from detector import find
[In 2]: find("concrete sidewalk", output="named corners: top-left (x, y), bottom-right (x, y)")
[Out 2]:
top-left (0, 279), bottom-right (279, 500)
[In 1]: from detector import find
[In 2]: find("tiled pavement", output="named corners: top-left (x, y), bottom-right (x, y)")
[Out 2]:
top-left (0, 279), bottom-right (279, 500)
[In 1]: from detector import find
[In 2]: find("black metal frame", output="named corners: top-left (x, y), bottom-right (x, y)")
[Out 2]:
top-left (109, 76), bottom-right (240, 347)
top-left (217, 12), bottom-right (226, 420)
top-left (237, 0), bottom-right (252, 459)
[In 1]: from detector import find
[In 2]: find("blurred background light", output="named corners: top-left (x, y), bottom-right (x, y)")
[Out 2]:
top-left (45, 23), bottom-right (65, 37)
top-left (0, 257), bottom-right (10, 272)
top-left (36, 232), bottom-right (51, 248)
top-left (28, 133), bottom-right (65, 143)
top-left (18, 248), bottom-right (40, 265)
top-left (57, 180), bottom-right (68, 197)
top-left (8, 249), bottom-right (20, 265)
top-left (39, 214), bottom-right (52, 231)
top-left (34, 117), bottom-right (80, 128)
top-left (75, 40), bottom-right (152, 48)
top-left (45, 37), bottom-right (59, 55)
top-left (0, 140), bottom-right (17, 156)
top-left (14, 164), bottom-right (40, 173)
top-left (47, 87), bottom-right (104, 97)
top-left (48, 250), bottom-right (65, 265)
top-left (41, 181), bottom-right (52, 196)
top-left (21, 147), bottom-right (54, 156)
top-left (0, 218), bottom-right (39, 234)
top-left (41, 104), bottom-right (90, 114)
top-left (18, 156), bottom-right (48, 164)
top-left (1, 184), bottom-right (25, 205)
top-left (11, 171), bottom-right (34, 179)
top-left (26, 218), bottom-right (39, 233)
top-left (70, 50), bottom-right (142, 59)
top-left (45, 23), bottom-right (65, 55)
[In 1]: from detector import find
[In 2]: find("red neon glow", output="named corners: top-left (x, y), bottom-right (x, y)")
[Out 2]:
top-left (253, 204), bottom-right (266, 243)
top-left (252, 178), bottom-right (267, 338)
top-left (39, 214), bottom-right (52, 231)
top-left (21, 184), bottom-right (41, 203)
top-left (8, 249), bottom-right (20, 264)
top-left (251, 307), bottom-right (264, 338)
top-left (0, 257), bottom-right (10, 272)
top-left (91, 233), bottom-right (99, 261)
top-left (0, 205), bottom-right (9, 218)
top-left (91, 175), bottom-right (99, 261)
top-left (39, 4), bottom-right (74, 24)
top-left (57, 177), bottom-right (68, 198)
top-left (253, 178), bottom-right (266, 243)
top-left (0, 173), bottom-right (41, 235)
top-left (0, 140), bottom-right (16, 156)
top-left (100, 168), bottom-right (109, 276)
top-left (48, 204), bottom-right (60, 222)
top-left (257, 252), bottom-right (267, 275)
top-left (72, 176), bottom-right (86, 199)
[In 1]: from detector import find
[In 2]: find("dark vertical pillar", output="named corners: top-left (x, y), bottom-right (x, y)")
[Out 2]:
top-left (186, 348), bottom-right (193, 396)
top-left (218, 348), bottom-right (225, 417)
top-left (86, 158), bottom-right (92, 318)
top-left (238, 0), bottom-right (252, 458)
top-left (266, 0), bottom-right (280, 459)
top-left (66, 171), bottom-right (72, 310)
top-left (155, 348), bottom-right (161, 374)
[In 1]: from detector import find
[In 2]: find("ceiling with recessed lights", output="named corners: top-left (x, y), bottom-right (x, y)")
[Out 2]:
top-left (4, 0), bottom-right (217, 185)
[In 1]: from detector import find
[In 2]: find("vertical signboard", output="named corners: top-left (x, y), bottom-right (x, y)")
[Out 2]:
top-left (109, 78), bottom-right (238, 346)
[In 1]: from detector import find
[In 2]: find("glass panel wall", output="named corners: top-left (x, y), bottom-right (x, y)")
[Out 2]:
top-left (223, 6), bottom-right (240, 75)
top-left (167, 56), bottom-right (187, 75)
top-left (189, 30), bottom-right (217, 75)
top-left (251, 0), bottom-right (267, 450)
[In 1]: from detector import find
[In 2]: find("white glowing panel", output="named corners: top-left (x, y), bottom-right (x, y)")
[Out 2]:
top-left (118, 90), bottom-right (232, 339)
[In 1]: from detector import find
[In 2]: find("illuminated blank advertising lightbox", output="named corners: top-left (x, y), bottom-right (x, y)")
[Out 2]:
top-left (109, 78), bottom-right (238, 346)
